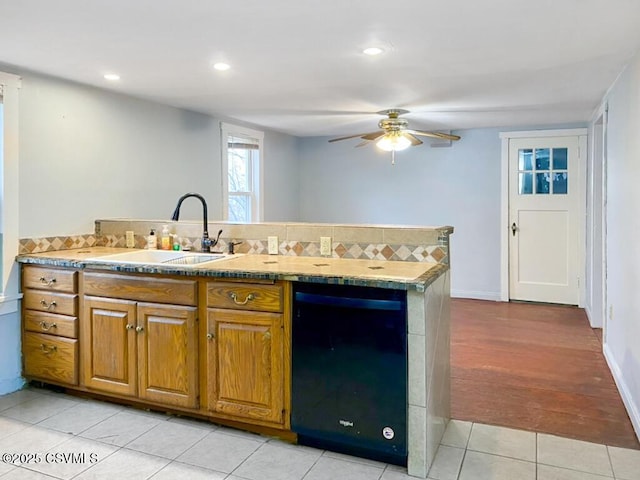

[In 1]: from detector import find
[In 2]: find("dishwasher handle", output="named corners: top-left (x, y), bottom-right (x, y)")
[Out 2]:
top-left (294, 292), bottom-right (404, 311)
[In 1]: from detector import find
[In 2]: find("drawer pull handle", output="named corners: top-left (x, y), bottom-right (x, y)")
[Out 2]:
top-left (40, 300), bottom-right (57, 310)
top-left (39, 321), bottom-right (57, 331)
top-left (135, 326), bottom-right (144, 333)
top-left (40, 344), bottom-right (57, 354)
top-left (206, 333), bottom-right (214, 340)
top-left (229, 292), bottom-right (255, 305)
top-left (39, 277), bottom-right (57, 286)
top-left (126, 324), bottom-right (135, 330)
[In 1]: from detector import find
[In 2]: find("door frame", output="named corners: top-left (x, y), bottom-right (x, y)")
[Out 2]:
top-left (499, 128), bottom-right (588, 304)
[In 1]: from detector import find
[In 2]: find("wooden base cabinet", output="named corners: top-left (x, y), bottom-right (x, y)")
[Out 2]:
top-left (137, 303), bottom-right (198, 407)
top-left (205, 281), bottom-right (289, 427)
top-left (206, 308), bottom-right (284, 424)
top-left (21, 266), bottom-right (79, 386)
top-left (20, 266), bottom-right (292, 432)
top-left (83, 297), bottom-right (137, 396)
top-left (83, 296), bottom-right (198, 408)
top-left (82, 272), bottom-right (199, 410)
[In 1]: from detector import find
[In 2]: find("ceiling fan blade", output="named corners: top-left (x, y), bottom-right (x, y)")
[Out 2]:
top-left (360, 131), bottom-right (386, 141)
top-left (328, 131), bottom-right (382, 142)
top-left (403, 132), bottom-right (423, 146)
top-left (406, 129), bottom-right (461, 141)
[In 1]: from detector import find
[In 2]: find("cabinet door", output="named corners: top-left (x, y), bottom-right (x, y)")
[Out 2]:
top-left (83, 296), bottom-right (137, 396)
top-left (137, 303), bottom-right (198, 409)
top-left (206, 308), bottom-right (284, 424)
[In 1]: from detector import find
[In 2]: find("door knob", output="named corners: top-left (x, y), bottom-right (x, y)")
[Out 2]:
top-left (206, 333), bottom-right (214, 340)
top-left (511, 223), bottom-right (518, 236)
top-left (135, 326), bottom-right (144, 333)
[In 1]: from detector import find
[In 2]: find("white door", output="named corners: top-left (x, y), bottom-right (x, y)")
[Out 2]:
top-left (509, 136), bottom-right (580, 304)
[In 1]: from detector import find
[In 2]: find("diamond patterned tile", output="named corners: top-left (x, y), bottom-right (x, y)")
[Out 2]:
top-left (293, 242), bottom-right (304, 255)
top-left (381, 245), bottom-right (394, 260)
top-left (394, 245), bottom-right (413, 261)
top-left (347, 244), bottom-right (364, 259)
top-left (334, 243), bottom-right (347, 258)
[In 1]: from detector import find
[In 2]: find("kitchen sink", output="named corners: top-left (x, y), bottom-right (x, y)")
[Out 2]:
top-left (85, 249), bottom-right (232, 267)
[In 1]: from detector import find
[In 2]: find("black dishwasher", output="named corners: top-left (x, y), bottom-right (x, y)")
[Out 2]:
top-left (291, 282), bottom-right (408, 466)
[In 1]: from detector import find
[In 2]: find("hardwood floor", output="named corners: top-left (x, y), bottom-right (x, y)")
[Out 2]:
top-left (451, 298), bottom-right (640, 449)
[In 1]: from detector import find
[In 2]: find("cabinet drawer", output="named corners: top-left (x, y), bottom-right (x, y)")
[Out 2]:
top-left (23, 332), bottom-right (78, 385)
top-left (207, 282), bottom-right (283, 312)
top-left (23, 266), bottom-right (77, 293)
top-left (24, 311), bottom-right (78, 339)
top-left (84, 272), bottom-right (197, 306)
top-left (23, 289), bottom-right (78, 316)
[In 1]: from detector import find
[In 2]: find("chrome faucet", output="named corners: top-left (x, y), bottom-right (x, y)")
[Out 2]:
top-left (171, 193), bottom-right (222, 252)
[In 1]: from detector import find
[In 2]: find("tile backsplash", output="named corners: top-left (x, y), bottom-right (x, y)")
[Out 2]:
top-left (20, 220), bottom-right (453, 264)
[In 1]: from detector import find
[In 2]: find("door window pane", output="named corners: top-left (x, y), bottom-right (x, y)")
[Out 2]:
top-left (553, 172), bottom-right (568, 194)
top-left (519, 172), bottom-right (533, 194)
top-left (519, 149), bottom-right (533, 171)
top-left (553, 148), bottom-right (568, 170)
top-left (535, 149), bottom-right (550, 170)
top-left (536, 172), bottom-right (550, 194)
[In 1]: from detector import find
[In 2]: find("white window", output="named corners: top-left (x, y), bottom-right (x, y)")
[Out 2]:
top-left (221, 123), bottom-right (263, 222)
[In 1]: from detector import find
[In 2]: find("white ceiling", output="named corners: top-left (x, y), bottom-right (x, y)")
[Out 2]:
top-left (2, 0), bottom-right (640, 137)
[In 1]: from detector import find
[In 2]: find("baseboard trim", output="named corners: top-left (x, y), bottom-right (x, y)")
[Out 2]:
top-left (603, 343), bottom-right (640, 443)
top-left (450, 290), bottom-right (502, 302)
top-left (584, 304), bottom-right (604, 329)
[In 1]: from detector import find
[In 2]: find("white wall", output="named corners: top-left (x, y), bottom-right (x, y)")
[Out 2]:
top-left (297, 129), bottom-right (503, 300)
top-left (263, 131), bottom-right (300, 221)
top-left (0, 310), bottom-right (22, 394)
top-left (601, 48), bottom-right (640, 437)
top-left (11, 68), bottom-right (300, 237)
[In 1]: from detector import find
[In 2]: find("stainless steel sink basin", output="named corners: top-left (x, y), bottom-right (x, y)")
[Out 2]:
top-left (85, 249), bottom-right (232, 267)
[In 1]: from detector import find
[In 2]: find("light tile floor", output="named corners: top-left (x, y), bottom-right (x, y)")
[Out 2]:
top-left (1, 387), bottom-right (639, 479)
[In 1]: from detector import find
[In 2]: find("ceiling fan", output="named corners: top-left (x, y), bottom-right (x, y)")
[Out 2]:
top-left (328, 109), bottom-right (461, 164)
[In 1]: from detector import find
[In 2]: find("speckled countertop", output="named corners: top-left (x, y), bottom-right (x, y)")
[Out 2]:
top-left (16, 247), bottom-right (448, 291)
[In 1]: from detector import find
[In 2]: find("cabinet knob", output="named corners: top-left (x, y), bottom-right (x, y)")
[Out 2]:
top-left (229, 292), bottom-right (255, 305)
top-left (40, 343), bottom-right (57, 354)
top-left (40, 299), bottom-right (57, 310)
top-left (39, 277), bottom-right (57, 286)
top-left (135, 326), bottom-right (144, 333)
top-left (126, 324), bottom-right (135, 330)
top-left (206, 333), bottom-right (214, 340)
top-left (39, 321), bottom-right (57, 331)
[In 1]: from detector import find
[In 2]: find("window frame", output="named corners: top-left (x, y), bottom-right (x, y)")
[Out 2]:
top-left (221, 122), bottom-right (264, 223)
top-left (0, 71), bottom-right (21, 313)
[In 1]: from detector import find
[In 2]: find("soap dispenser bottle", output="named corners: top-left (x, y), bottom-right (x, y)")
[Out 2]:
top-left (147, 229), bottom-right (157, 249)
top-left (161, 224), bottom-right (171, 250)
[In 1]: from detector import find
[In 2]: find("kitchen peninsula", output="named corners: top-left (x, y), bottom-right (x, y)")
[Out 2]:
top-left (16, 221), bottom-right (452, 478)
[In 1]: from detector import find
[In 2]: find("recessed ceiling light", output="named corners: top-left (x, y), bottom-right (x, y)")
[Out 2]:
top-left (103, 73), bottom-right (120, 81)
top-left (363, 47), bottom-right (384, 56)
top-left (213, 62), bottom-right (231, 71)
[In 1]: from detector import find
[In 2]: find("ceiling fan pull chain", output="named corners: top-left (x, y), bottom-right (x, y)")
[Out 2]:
top-left (391, 150), bottom-right (396, 165)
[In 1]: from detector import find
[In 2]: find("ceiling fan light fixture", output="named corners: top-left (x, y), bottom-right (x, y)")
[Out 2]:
top-left (213, 62), bottom-right (231, 71)
top-left (376, 132), bottom-right (411, 152)
top-left (362, 46), bottom-right (384, 56)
